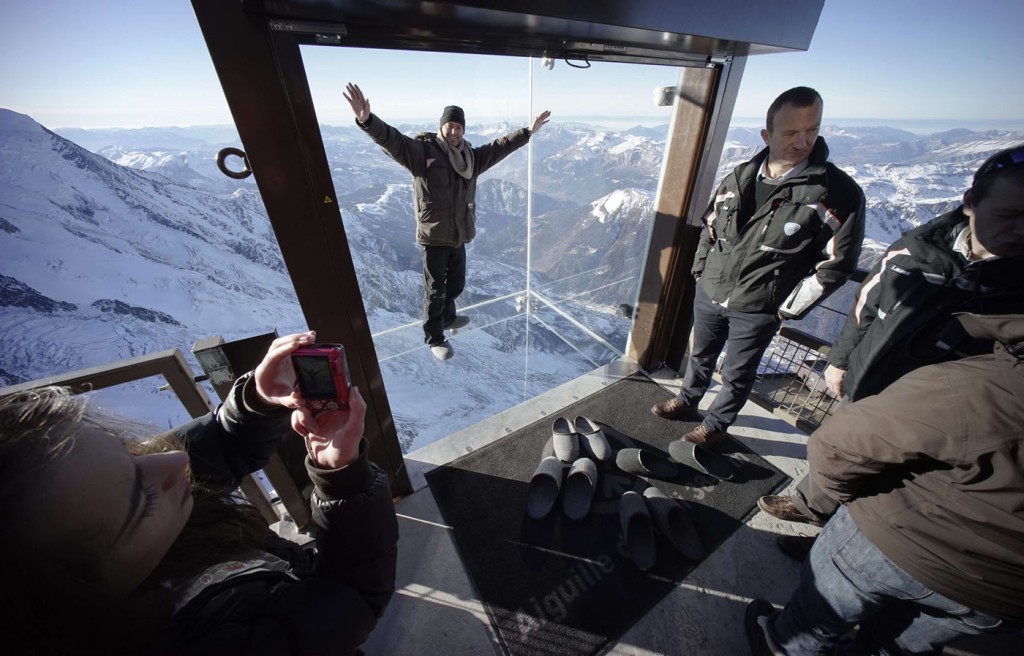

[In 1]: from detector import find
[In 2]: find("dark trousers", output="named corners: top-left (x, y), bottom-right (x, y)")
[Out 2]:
top-left (421, 244), bottom-right (466, 346)
top-left (676, 284), bottom-right (781, 433)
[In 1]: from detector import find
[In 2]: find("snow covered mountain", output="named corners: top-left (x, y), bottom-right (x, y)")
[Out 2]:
top-left (0, 109), bottom-right (305, 429)
top-left (3, 108), bottom-right (1021, 451)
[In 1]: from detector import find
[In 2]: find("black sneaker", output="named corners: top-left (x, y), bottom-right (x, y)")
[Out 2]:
top-left (744, 598), bottom-right (778, 656)
top-left (777, 534), bottom-right (816, 563)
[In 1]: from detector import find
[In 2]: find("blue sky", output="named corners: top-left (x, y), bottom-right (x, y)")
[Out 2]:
top-left (1, 1), bottom-right (1022, 129)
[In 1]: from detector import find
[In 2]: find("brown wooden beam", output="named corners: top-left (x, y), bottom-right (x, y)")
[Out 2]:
top-left (628, 67), bottom-right (717, 370)
top-left (628, 58), bottom-right (747, 372)
top-left (191, 0), bottom-right (411, 496)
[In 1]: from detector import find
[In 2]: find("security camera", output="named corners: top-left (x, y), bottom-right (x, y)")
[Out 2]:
top-left (653, 86), bottom-right (676, 106)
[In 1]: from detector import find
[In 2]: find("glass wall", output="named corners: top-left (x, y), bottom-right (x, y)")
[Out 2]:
top-left (0, 109), bottom-right (303, 428)
top-left (304, 48), bottom-right (671, 453)
top-left (528, 59), bottom-right (668, 358)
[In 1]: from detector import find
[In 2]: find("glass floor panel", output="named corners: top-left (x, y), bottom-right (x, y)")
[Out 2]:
top-left (375, 307), bottom-right (621, 454)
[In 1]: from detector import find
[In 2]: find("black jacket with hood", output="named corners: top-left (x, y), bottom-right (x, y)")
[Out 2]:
top-left (828, 208), bottom-right (1024, 401)
top-left (357, 113), bottom-right (531, 247)
top-left (692, 137), bottom-right (865, 319)
top-left (159, 373), bottom-right (399, 656)
top-left (810, 312), bottom-right (1024, 622)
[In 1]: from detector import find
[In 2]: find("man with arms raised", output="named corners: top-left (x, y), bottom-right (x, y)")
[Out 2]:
top-left (344, 82), bottom-right (550, 361)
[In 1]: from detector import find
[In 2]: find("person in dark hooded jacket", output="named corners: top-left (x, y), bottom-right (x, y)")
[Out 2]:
top-left (344, 82), bottom-right (551, 361)
top-left (759, 143), bottom-right (1024, 529)
top-left (1, 331), bottom-right (398, 656)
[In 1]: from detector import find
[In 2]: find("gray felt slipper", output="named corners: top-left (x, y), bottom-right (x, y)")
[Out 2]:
top-left (619, 490), bottom-right (656, 571)
top-left (551, 417), bottom-right (579, 463)
top-left (574, 416), bottom-right (612, 462)
top-left (615, 448), bottom-right (679, 479)
top-left (561, 457), bottom-right (598, 521)
top-left (526, 456), bottom-right (564, 520)
top-left (688, 443), bottom-right (737, 481)
top-left (642, 486), bottom-right (705, 561)
top-left (669, 440), bottom-right (737, 481)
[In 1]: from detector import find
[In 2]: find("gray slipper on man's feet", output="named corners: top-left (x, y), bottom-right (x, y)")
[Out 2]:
top-left (526, 456), bottom-right (564, 520)
top-left (615, 448), bottom-right (679, 479)
top-left (551, 417), bottom-right (579, 463)
top-left (561, 457), bottom-right (598, 521)
top-left (619, 490), bottom-right (656, 570)
top-left (430, 341), bottom-right (454, 361)
top-left (642, 486), bottom-right (704, 560)
top-left (573, 416), bottom-right (612, 462)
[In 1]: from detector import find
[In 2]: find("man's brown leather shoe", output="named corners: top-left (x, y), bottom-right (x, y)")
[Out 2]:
top-left (651, 397), bottom-right (699, 420)
top-left (757, 495), bottom-right (825, 527)
top-left (679, 424), bottom-right (727, 447)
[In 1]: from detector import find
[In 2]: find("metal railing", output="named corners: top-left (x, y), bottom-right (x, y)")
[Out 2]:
top-left (748, 327), bottom-right (839, 434)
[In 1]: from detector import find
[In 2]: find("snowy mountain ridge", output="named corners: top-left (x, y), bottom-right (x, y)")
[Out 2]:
top-left (2, 107), bottom-right (1022, 450)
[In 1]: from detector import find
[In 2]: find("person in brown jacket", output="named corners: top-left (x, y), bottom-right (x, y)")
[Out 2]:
top-left (344, 82), bottom-right (550, 360)
top-left (745, 312), bottom-right (1024, 655)
top-left (758, 143), bottom-right (1024, 545)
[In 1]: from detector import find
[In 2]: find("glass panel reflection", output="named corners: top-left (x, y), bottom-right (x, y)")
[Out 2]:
top-left (304, 46), bottom-right (674, 453)
top-left (529, 59), bottom-right (668, 355)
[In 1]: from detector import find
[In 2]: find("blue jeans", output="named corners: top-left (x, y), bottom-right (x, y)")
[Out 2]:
top-left (767, 506), bottom-right (1007, 655)
top-left (676, 284), bottom-right (780, 432)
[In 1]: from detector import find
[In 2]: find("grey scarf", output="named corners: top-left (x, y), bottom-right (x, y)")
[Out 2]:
top-left (435, 133), bottom-right (474, 180)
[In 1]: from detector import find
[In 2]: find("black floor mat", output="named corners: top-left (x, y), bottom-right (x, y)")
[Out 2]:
top-left (425, 372), bottom-right (790, 656)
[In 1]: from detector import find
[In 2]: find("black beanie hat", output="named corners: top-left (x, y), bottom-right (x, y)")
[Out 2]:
top-left (439, 105), bottom-right (465, 128)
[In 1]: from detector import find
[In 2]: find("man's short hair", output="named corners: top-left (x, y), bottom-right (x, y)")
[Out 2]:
top-left (968, 143), bottom-right (1024, 206)
top-left (766, 87), bottom-right (823, 132)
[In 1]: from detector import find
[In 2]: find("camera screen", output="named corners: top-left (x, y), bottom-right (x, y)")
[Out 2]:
top-left (293, 355), bottom-right (336, 396)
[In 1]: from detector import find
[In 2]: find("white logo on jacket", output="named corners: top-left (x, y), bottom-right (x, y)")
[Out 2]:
top-left (783, 222), bottom-right (801, 236)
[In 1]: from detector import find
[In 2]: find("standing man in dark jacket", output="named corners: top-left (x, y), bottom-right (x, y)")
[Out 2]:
top-left (654, 87), bottom-right (865, 451)
top-left (344, 82), bottom-right (551, 361)
top-left (759, 144), bottom-right (1024, 528)
top-left (746, 313), bottom-right (1024, 655)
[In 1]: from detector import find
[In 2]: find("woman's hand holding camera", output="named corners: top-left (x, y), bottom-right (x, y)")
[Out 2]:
top-left (254, 331), bottom-right (315, 408)
top-left (292, 388), bottom-right (366, 470)
top-left (254, 331), bottom-right (367, 469)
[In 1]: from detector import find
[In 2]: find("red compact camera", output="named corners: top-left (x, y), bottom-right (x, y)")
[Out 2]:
top-left (290, 343), bottom-right (351, 411)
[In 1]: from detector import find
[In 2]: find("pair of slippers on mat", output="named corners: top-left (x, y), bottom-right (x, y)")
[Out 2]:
top-left (616, 442), bottom-right (737, 482)
top-left (551, 416), bottom-right (612, 463)
top-left (526, 456), bottom-right (598, 521)
top-left (620, 486), bottom-right (705, 571)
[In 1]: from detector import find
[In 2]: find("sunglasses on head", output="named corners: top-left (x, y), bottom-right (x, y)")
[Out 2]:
top-left (974, 145), bottom-right (1024, 183)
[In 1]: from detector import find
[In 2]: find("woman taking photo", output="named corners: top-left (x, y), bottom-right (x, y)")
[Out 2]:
top-left (1, 331), bottom-right (398, 655)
